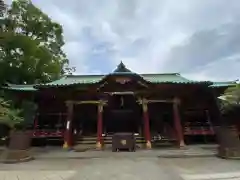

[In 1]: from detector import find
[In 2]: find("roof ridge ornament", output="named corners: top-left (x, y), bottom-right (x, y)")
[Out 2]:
top-left (113, 61), bottom-right (132, 73)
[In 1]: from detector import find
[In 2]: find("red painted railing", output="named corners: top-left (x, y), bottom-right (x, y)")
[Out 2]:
top-left (32, 129), bottom-right (64, 138)
top-left (184, 125), bottom-right (239, 136)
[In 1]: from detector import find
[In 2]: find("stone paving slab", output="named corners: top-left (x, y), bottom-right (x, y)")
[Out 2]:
top-left (0, 159), bottom-right (181, 180)
top-left (0, 171), bottom-right (76, 180)
top-left (181, 172), bottom-right (240, 180)
top-left (0, 157), bottom-right (240, 180)
top-left (162, 157), bottom-right (240, 175)
top-left (2, 145), bottom-right (240, 180)
top-left (31, 146), bottom-right (216, 159)
top-left (1, 170), bottom-right (240, 180)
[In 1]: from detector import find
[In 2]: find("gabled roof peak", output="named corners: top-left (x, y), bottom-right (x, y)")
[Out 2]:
top-left (113, 61), bottom-right (132, 73)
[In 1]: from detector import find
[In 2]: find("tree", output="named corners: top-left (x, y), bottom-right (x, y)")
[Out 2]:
top-left (0, 0), bottom-right (5, 15)
top-left (0, 0), bottom-right (5, 30)
top-left (220, 84), bottom-right (240, 112)
top-left (0, 97), bottom-right (23, 129)
top-left (0, 0), bottom-right (74, 84)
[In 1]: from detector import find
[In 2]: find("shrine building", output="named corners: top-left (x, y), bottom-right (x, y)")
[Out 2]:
top-left (3, 62), bottom-right (239, 150)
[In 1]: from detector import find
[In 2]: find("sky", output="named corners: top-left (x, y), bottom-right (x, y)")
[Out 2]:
top-left (7, 0), bottom-right (240, 81)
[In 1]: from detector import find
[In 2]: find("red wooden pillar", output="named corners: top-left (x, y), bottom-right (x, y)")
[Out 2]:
top-left (142, 100), bottom-right (151, 149)
top-left (63, 101), bottom-right (73, 149)
top-left (173, 97), bottom-right (185, 147)
top-left (237, 121), bottom-right (240, 137)
top-left (33, 113), bottom-right (38, 129)
top-left (96, 103), bottom-right (103, 149)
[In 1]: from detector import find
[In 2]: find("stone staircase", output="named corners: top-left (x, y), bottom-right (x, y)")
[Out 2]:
top-left (73, 133), bottom-right (178, 151)
top-left (73, 134), bottom-right (146, 151)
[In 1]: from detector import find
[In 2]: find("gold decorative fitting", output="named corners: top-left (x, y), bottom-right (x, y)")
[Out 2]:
top-left (142, 103), bottom-right (148, 112)
top-left (77, 100), bottom-right (102, 104)
top-left (146, 141), bottom-right (152, 149)
top-left (179, 140), bottom-right (185, 147)
top-left (96, 141), bottom-right (102, 149)
top-left (121, 139), bottom-right (127, 145)
top-left (65, 100), bottom-right (73, 106)
top-left (137, 98), bottom-right (143, 104)
top-left (173, 97), bottom-right (180, 104)
top-left (98, 104), bottom-right (103, 113)
top-left (63, 141), bottom-right (69, 149)
top-left (142, 98), bottom-right (147, 103)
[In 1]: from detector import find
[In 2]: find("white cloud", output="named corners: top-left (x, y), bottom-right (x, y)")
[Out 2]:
top-left (184, 55), bottom-right (240, 81)
top-left (13, 0), bottom-right (240, 80)
top-left (62, 41), bottom-right (90, 74)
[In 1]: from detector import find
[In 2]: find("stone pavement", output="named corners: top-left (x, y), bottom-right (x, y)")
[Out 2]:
top-left (0, 171), bottom-right (76, 180)
top-left (31, 145), bottom-right (217, 159)
top-left (181, 172), bottom-right (240, 180)
top-left (0, 158), bottom-right (181, 180)
top-left (0, 156), bottom-right (240, 180)
top-left (164, 157), bottom-right (240, 180)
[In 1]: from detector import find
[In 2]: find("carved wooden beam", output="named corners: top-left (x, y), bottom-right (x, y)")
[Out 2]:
top-left (137, 98), bottom-right (173, 104)
top-left (73, 100), bottom-right (108, 105)
top-left (110, 91), bottom-right (135, 95)
top-left (147, 99), bottom-right (173, 103)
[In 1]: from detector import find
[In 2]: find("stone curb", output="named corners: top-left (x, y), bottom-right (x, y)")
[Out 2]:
top-left (217, 155), bottom-right (240, 160)
top-left (0, 156), bottom-right (34, 164)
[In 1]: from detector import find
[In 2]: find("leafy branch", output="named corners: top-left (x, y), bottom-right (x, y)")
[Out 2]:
top-left (220, 84), bottom-right (240, 112)
top-left (0, 97), bottom-right (23, 129)
top-left (0, 0), bottom-right (75, 85)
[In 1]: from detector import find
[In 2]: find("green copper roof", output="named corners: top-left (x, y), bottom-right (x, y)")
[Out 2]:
top-left (210, 81), bottom-right (237, 88)
top-left (3, 76), bottom-right (236, 91)
top-left (38, 75), bottom-right (104, 87)
top-left (4, 62), bottom-right (237, 90)
top-left (32, 62), bottom-right (188, 87)
top-left (142, 73), bottom-right (200, 83)
top-left (34, 73), bottom-right (210, 88)
top-left (33, 62), bottom-right (212, 88)
top-left (2, 84), bottom-right (37, 91)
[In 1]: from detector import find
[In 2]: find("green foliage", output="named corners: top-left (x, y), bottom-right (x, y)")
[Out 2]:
top-left (0, 97), bottom-right (23, 129)
top-left (22, 100), bottom-right (37, 125)
top-left (0, 0), bottom-right (5, 32)
top-left (0, 0), bottom-right (74, 84)
top-left (0, 0), bottom-right (5, 16)
top-left (220, 84), bottom-right (240, 112)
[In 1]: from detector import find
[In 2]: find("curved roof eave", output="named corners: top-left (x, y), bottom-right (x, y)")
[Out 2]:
top-left (2, 83), bottom-right (37, 91)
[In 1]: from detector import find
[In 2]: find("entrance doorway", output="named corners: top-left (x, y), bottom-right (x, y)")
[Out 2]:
top-left (73, 104), bottom-right (97, 136)
top-left (103, 93), bottom-right (142, 134)
top-left (148, 102), bottom-right (175, 138)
